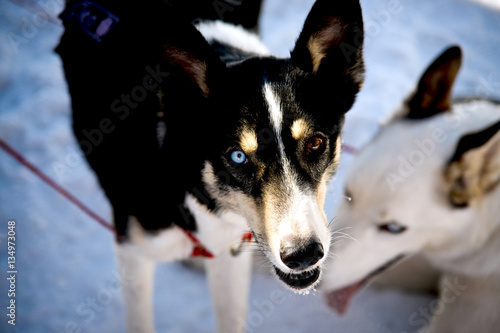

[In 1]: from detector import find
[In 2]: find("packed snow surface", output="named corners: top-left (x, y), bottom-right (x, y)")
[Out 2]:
top-left (1, 0), bottom-right (499, 332)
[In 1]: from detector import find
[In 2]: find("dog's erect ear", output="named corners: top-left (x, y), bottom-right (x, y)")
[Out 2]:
top-left (444, 120), bottom-right (500, 207)
top-left (291, 0), bottom-right (364, 90)
top-left (406, 46), bottom-right (462, 119)
top-left (162, 19), bottom-right (227, 98)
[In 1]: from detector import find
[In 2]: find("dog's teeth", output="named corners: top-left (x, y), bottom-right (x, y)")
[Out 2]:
top-left (293, 288), bottom-right (311, 296)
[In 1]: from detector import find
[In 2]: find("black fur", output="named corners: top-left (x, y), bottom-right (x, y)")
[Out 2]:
top-left (406, 46), bottom-right (462, 120)
top-left (56, 0), bottom-right (364, 241)
top-left (449, 119), bottom-right (500, 164)
top-left (166, 0), bottom-right (263, 31)
top-left (206, 58), bottom-right (348, 199)
top-left (56, 0), bottom-right (229, 236)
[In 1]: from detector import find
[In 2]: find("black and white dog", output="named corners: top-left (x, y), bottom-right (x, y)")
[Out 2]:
top-left (56, 0), bottom-right (364, 331)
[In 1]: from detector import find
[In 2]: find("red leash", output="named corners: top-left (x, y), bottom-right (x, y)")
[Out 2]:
top-left (0, 138), bottom-right (116, 234)
top-left (0, 138), bottom-right (356, 258)
top-left (0, 138), bottom-right (258, 258)
top-left (4, 0), bottom-right (359, 258)
top-left (341, 143), bottom-right (358, 155)
top-left (4, 0), bottom-right (358, 259)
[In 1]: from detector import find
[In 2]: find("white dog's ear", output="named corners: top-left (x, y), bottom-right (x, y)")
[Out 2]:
top-left (291, 0), bottom-right (364, 92)
top-left (406, 46), bottom-right (462, 119)
top-left (445, 120), bottom-right (500, 207)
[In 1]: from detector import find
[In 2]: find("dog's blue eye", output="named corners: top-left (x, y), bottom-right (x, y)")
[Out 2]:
top-left (231, 151), bottom-right (247, 164)
top-left (378, 222), bottom-right (407, 234)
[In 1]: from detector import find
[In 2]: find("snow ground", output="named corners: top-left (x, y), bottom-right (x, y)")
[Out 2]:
top-left (0, 0), bottom-right (499, 332)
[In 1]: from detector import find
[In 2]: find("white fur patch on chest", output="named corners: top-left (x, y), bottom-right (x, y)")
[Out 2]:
top-left (126, 216), bottom-right (194, 262)
top-left (184, 194), bottom-right (250, 255)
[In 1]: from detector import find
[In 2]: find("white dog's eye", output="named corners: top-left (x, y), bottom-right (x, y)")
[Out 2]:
top-left (231, 150), bottom-right (247, 164)
top-left (344, 188), bottom-right (353, 203)
top-left (378, 222), bottom-right (407, 234)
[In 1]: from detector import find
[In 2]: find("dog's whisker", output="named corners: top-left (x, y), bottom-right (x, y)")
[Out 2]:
top-left (328, 216), bottom-right (337, 228)
top-left (329, 239), bottom-right (350, 248)
top-left (331, 232), bottom-right (359, 245)
top-left (327, 251), bottom-right (339, 259)
top-left (330, 227), bottom-right (354, 238)
top-left (331, 226), bottom-right (353, 234)
top-left (331, 232), bottom-right (354, 240)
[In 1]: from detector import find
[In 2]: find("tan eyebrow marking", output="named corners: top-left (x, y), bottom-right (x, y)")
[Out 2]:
top-left (239, 128), bottom-right (258, 154)
top-left (291, 118), bottom-right (312, 140)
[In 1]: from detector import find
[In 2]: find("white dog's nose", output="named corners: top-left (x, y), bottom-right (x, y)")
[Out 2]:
top-left (280, 239), bottom-right (324, 270)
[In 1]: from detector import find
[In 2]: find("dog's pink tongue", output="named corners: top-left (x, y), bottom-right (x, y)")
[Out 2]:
top-left (325, 281), bottom-right (364, 315)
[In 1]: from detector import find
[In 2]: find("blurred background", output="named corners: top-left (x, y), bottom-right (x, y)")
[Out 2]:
top-left (1, 0), bottom-right (499, 332)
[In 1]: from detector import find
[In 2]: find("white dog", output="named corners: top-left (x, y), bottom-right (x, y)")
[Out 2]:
top-left (320, 45), bottom-right (500, 333)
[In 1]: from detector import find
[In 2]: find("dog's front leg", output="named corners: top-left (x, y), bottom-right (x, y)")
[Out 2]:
top-left (204, 250), bottom-right (253, 333)
top-left (115, 242), bottom-right (157, 333)
top-left (184, 194), bottom-right (253, 332)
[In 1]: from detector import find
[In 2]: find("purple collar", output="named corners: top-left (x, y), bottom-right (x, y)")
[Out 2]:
top-left (60, 0), bottom-right (120, 42)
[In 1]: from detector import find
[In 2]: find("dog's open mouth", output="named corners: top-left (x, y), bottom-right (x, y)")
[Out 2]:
top-left (325, 254), bottom-right (406, 314)
top-left (274, 266), bottom-right (321, 290)
top-left (326, 280), bottom-right (366, 314)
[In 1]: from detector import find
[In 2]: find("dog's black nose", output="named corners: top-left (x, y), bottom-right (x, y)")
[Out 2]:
top-left (280, 240), bottom-right (324, 270)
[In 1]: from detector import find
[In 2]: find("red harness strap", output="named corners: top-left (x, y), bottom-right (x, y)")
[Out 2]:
top-left (180, 227), bottom-right (254, 259)
top-left (180, 228), bottom-right (215, 258)
top-left (0, 138), bottom-right (254, 259)
top-left (241, 232), bottom-right (253, 242)
top-left (1, 137), bottom-right (358, 259)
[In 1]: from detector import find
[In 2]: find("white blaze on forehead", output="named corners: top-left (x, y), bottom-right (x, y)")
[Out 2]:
top-left (261, 84), bottom-right (331, 273)
top-left (264, 83), bottom-right (283, 138)
top-left (263, 83), bottom-right (291, 178)
top-left (263, 84), bottom-right (300, 255)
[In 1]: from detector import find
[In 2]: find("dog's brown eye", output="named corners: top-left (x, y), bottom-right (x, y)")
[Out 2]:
top-left (307, 136), bottom-right (324, 152)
